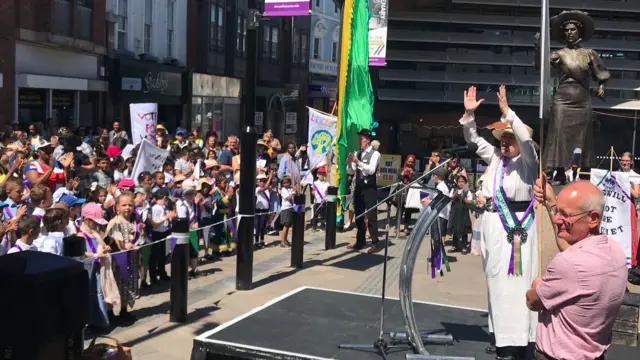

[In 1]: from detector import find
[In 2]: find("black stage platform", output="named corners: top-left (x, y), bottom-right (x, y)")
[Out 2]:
top-left (192, 287), bottom-right (640, 360)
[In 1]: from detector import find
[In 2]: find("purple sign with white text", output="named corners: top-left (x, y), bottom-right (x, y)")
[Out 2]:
top-left (264, 0), bottom-right (310, 17)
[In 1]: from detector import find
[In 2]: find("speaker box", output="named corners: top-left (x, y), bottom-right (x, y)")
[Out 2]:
top-left (0, 251), bottom-right (89, 360)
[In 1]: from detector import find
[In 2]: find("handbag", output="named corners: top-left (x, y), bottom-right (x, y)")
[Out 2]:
top-left (82, 335), bottom-right (132, 360)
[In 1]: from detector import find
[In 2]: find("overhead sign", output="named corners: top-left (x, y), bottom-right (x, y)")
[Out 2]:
top-left (264, 0), bottom-right (310, 17)
top-left (309, 59), bottom-right (338, 76)
top-left (369, 0), bottom-right (389, 66)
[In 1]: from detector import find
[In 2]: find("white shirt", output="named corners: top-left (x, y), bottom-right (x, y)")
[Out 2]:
top-left (164, 171), bottom-right (174, 184)
top-left (40, 232), bottom-right (65, 256)
top-left (313, 179), bottom-right (329, 203)
top-left (455, 188), bottom-right (473, 201)
top-left (65, 220), bottom-right (77, 236)
top-left (151, 204), bottom-right (170, 232)
top-left (8, 240), bottom-right (37, 254)
top-left (350, 146), bottom-right (381, 178)
top-left (628, 169), bottom-right (640, 185)
top-left (256, 187), bottom-right (270, 210)
top-left (176, 199), bottom-right (196, 224)
top-left (436, 181), bottom-right (452, 220)
top-left (281, 187), bottom-right (294, 210)
top-left (114, 170), bottom-right (125, 183)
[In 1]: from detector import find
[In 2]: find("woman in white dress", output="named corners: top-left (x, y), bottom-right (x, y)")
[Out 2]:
top-left (460, 85), bottom-right (538, 360)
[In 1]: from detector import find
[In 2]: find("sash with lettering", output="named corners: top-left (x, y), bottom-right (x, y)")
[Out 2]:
top-left (590, 169), bottom-right (635, 267)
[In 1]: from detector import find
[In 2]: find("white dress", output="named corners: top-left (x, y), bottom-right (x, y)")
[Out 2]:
top-left (460, 109), bottom-right (539, 347)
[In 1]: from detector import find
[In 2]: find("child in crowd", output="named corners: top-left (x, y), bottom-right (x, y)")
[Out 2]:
top-left (112, 156), bottom-right (126, 183)
top-left (7, 215), bottom-right (40, 253)
top-left (58, 193), bottom-right (86, 235)
top-left (420, 167), bottom-right (451, 274)
top-left (105, 192), bottom-right (140, 322)
top-left (211, 174), bottom-right (235, 256)
top-left (152, 171), bottom-right (166, 192)
top-left (149, 189), bottom-right (174, 285)
top-left (175, 180), bottom-right (200, 277)
top-left (2, 177), bottom-right (27, 221)
top-left (163, 162), bottom-right (174, 187)
top-left (197, 178), bottom-right (216, 260)
top-left (279, 176), bottom-right (295, 248)
top-left (311, 167), bottom-right (329, 231)
top-left (254, 172), bottom-right (273, 248)
top-left (30, 184), bottom-right (53, 218)
top-left (94, 156), bottom-right (111, 189)
top-left (266, 163), bottom-right (280, 236)
top-left (79, 203), bottom-right (111, 330)
top-left (40, 207), bottom-right (68, 256)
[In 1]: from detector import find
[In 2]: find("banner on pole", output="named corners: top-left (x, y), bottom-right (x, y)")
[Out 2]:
top-left (131, 139), bottom-right (170, 183)
top-left (590, 169), bottom-right (634, 267)
top-left (369, 0), bottom-right (389, 66)
top-left (377, 154), bottom-right (401, 187)
top-left (264, 0), bottom-right (310, 16)
top-left (308, 107), bottom-right (338, 169)
top-left (130, 103), bottom-right (158, 145)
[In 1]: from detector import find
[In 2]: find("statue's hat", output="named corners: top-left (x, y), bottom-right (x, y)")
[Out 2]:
top-left (550, 10), bottom-right (594, 43)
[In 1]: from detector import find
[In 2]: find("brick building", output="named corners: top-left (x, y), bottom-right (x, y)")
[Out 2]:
top-left (0, 0), bottom-right (107, 132)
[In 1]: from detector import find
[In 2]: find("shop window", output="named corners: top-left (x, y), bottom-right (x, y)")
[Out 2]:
top-left (52, 90), bottom-right (75, 130)
top-left (18, 89), bottom-right (47, 128)
top-left (217, 6), bottom-right (225, 49)
top-left (262, 25), bottom-right (271, 59)
top-left (167, 0), bottom-right (175, 57)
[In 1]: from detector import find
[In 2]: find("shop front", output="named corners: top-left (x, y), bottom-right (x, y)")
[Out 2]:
top-left (256, 85), bottom-right (302, 145)
top-left (189, 73), bottom-right (242, 139)
top-left (308, 59), bottom-right (338, 113)
top-left (15, 42), bottom-right (107, 131)
top-left (109, 58), bottom-right (186, 133)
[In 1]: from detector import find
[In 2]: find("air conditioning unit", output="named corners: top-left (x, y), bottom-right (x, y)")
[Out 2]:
top-left (139, 53), bottom-right (159, 63)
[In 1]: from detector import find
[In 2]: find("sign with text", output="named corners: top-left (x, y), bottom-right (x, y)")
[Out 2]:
top-left (130, 103), bottom-right (158, 145)
top-left (285, 112), bottom-right (298, 134)
top-left (369, 0), bottom-right (389, 66)
top-left (309, 59), bottom-right (339, 76)
top-left (308, 107), bottom-right (337, 169)
top-left (377, 154), bottom-right (401, 187)
top-left (590, 169), bottom-right (635, 267)
top-left (264, 0), bottom-right (310, 16)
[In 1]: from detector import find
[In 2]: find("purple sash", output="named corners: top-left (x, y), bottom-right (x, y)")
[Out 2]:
top-left (11, 244), bottom-right (24, 252)
top-left (260, 190), bottom-right (270, 203)
top-left (312, 183), bottom-right (324, 201)
top-left (80, 229), bottom-right (99, 263)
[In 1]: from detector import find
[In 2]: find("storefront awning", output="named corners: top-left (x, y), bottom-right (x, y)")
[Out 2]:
top-left (408, 113), bottom-right (501, 129)
top-left (16, 74), bottom-right (107, 91)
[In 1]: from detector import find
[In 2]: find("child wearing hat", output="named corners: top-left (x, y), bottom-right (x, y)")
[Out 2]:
top-left (278, 176), bottom-right (295, 248)
top-left (211, 174), bottom-right (236, 256)
top-left (254, 171), bottom-right (274, 248)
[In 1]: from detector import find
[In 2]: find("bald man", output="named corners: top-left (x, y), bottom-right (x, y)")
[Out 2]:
top-left (528, 181), bottom-right (627, 360)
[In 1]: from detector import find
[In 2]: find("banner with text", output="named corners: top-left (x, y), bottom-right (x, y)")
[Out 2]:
top-left (590, 169), bottom-right (634, 267)
top-left (377, 154), bottom-right (401, 187)
top-left (308, 107), bottom-right (337, 170)
top-left (130, 103), bottom-right (158, 145)
top-left (369, 0), bottom-right (389, 66)
top-left (131, 139), bottom-right (169, 184)
top-left (264, 0), bottom-right (310, 16)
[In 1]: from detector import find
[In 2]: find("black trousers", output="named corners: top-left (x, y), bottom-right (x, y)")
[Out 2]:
top-left (311, 202), bottom-right (325, 230)
top-left (354, 186), bottom-right (379, 247)
top-left (149, 230), bottom-right (170, 282)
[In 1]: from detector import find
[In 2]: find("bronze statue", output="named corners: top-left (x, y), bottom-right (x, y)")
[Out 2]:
top-left (535, 10), bottom-right (610, 182)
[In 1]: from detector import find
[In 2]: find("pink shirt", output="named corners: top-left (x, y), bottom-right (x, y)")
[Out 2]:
top-left (536, 235), bottom-right (627, 360)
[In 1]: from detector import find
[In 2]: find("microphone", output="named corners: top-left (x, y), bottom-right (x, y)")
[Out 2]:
top-left (441, 143), bottom-right (479, 155)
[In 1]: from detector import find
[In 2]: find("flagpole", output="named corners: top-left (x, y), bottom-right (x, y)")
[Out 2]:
top-left (538, 0), bottom-right (551, 275)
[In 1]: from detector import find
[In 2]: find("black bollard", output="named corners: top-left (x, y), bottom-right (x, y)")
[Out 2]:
top-left (291, 194), bottom-right (306, 268)
top-left (237, 127), bottom-right (257, 290)
top-left (324, 186), bottom-right (337, 250)
top-left (170, 234), bottom-right (189, 323)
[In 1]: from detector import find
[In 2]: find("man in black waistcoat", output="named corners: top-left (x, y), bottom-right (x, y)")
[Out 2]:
top-left (347, 129), bottom-right (382, 254)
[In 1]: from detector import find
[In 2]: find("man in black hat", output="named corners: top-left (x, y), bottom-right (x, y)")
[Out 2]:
top-left (347, 129), bottom-right (382, 253)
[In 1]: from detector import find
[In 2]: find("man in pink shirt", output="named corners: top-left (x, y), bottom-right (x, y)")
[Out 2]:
top-left (527, 181), bottom-right (628, 360)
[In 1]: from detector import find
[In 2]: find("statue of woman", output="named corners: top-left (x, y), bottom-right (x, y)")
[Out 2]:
top-left (535, 10), bottom-right (610, 184)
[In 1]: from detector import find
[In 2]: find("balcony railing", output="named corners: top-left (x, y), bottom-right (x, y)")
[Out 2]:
top-left (53, 0), bottom-right (72, 37)
top-left (76, 5), bottom-right (93, 41)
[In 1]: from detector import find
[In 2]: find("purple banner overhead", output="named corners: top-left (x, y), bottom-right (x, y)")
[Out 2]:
top-left (264, 0), bottom-right (310, 17)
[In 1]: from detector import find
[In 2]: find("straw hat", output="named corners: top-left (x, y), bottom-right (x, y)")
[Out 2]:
top-left (197, 178), bottom-right (213, 191)
top-left (491, 124), bottom-right (534, 141)
top-left (204, 159), bottom-right (219, 169)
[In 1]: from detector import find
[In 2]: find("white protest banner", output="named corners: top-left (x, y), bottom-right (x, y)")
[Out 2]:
top-left (590, 169), bottom-right (634, 267)
top-left (130, 103), bottom-right (158, 145)
top-left (131, 139), bottom-right (169, 184)
top-left (307, 107), bottom-right (337, 169)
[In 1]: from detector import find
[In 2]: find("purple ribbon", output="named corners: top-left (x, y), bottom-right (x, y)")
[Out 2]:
top-left (225, 218), bottom-right (237, 239)
top-left (508, 242), bottom-right (515, 275)
top-left (113, 251), bottom-right (129, 280)
top-left (170, 237), bottom-right (177, 255)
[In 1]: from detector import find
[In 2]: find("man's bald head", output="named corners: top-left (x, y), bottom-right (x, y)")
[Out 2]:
top-left (558, 181), bottom-right (605, 216)
top-left (554, 181), bottom-right (604, 245)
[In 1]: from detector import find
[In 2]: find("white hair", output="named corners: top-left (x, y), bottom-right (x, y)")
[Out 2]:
top-left (580, 190), bottom-right (605, 216)
top-left (371, 140), bottom-right (380, 150)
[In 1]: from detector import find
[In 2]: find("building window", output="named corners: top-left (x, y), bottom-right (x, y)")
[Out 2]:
top-left (75, 0), bottom-right (93, 41)
top-left (236, 15), bottom-right (247, 56)
top-left (313, 37), bottom-right (320, 59)
top-left (144, 0), bottom-right (152, 53)
top-left (335, 4), bottom-right (339, 14)
top-left (271, 27), bottom-right (279, 61)
top-left (167, 0), bottom-right (174, 57)
top-left (315, 0), bottom-right (320, 8)
top-left (331, 41), bottom-right (338, 62)
top-left (210, 4), bottom-right (217, 47)
top-left (301, 33), bottom-right (308, 63)
top-left (217, 6), bottom-right (224, 49)
top-left (116, 0), bottom-right (127, 50)
top-left (53, 0), bottom-right (72, 37)
top-left (262, 25), bottom-right (271, 59)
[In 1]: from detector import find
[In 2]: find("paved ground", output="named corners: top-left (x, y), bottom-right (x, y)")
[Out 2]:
top-left (89, 205), bottom-right (639, 359)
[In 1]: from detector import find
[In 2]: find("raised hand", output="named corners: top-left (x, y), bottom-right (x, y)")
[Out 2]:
top-left (497, 85), bottom-right (510, 118)
top-left (463, 86), bottom-right (484, 114)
